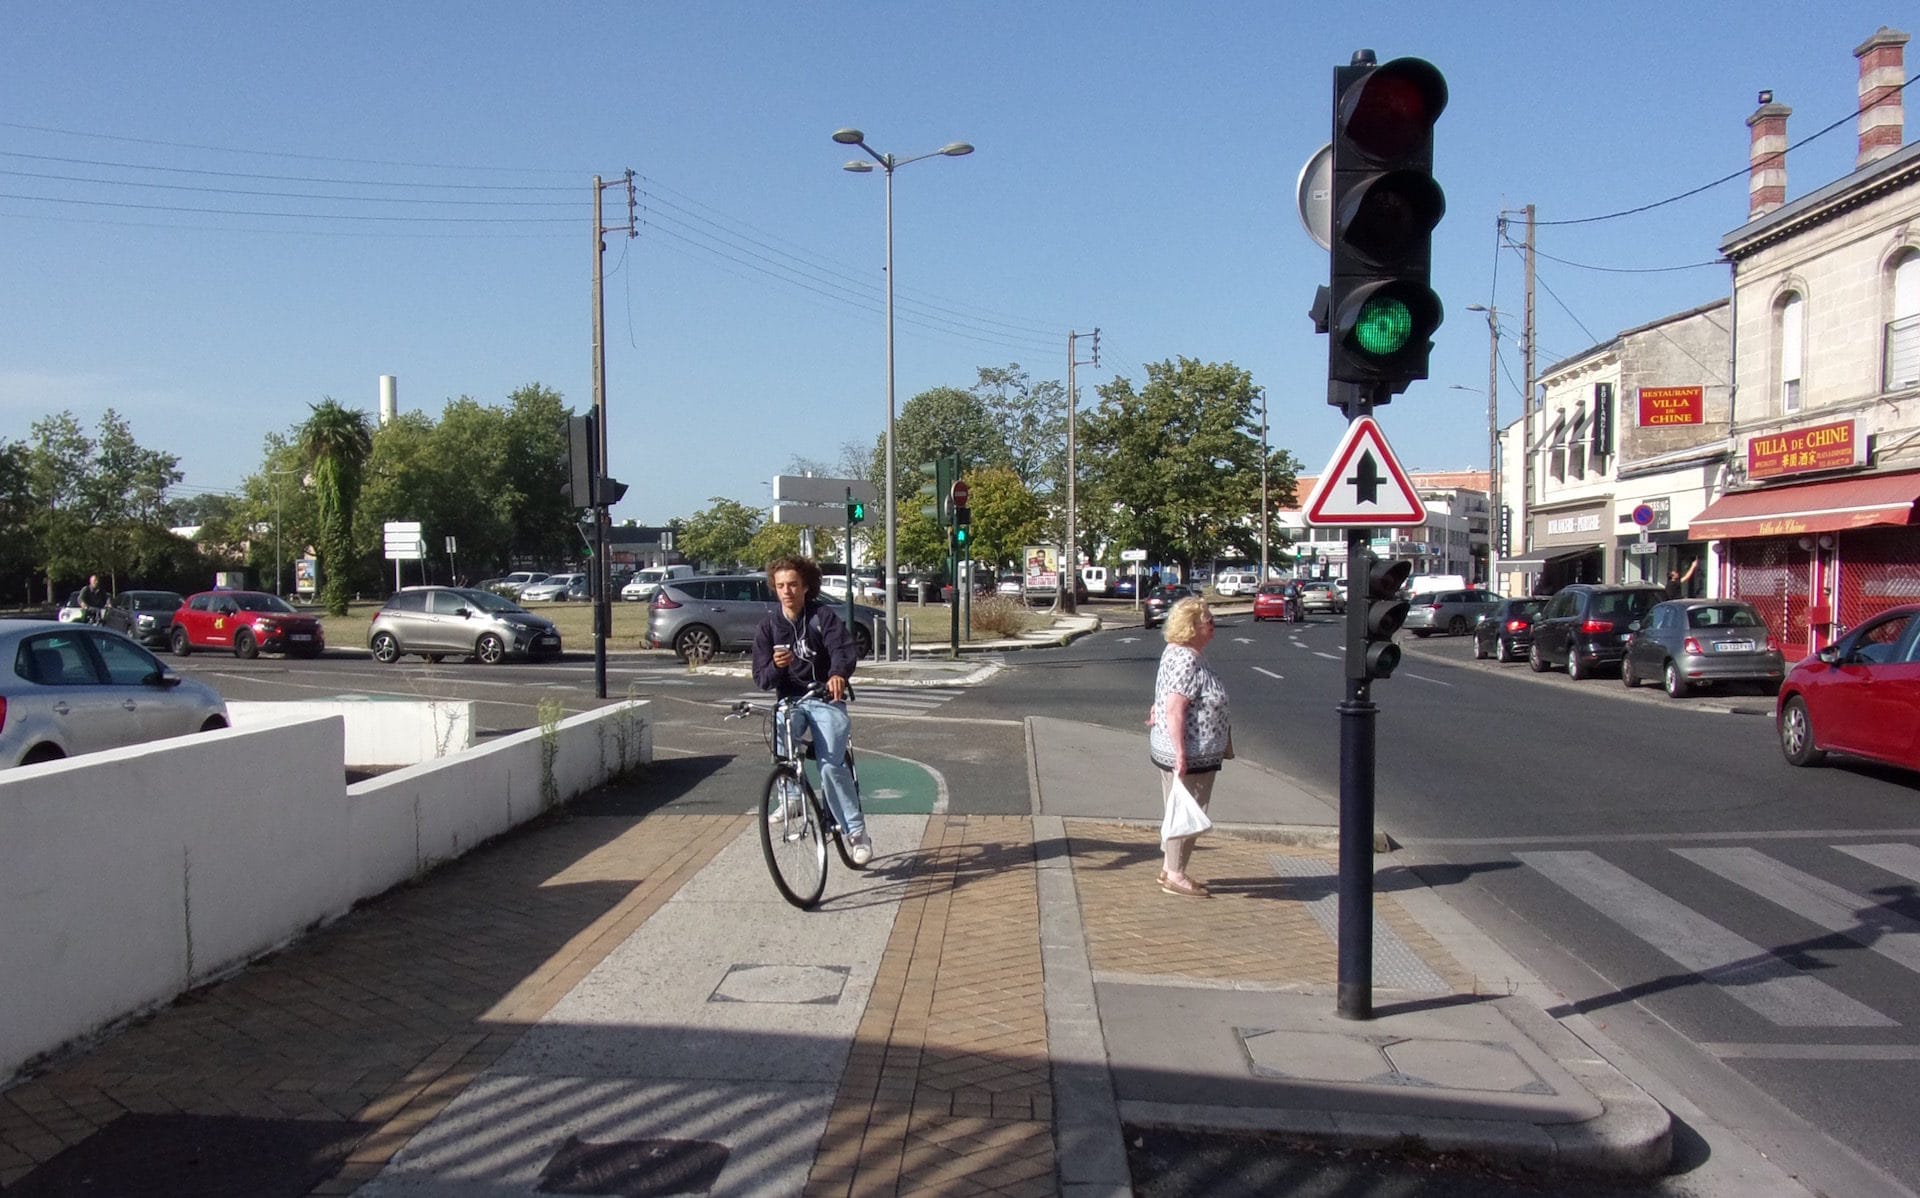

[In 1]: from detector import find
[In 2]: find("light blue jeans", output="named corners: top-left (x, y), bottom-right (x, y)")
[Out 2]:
top-left (785, 697), bottom-right (863, 840)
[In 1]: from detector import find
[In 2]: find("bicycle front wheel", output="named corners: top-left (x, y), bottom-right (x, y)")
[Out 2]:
top-left (760, 765), bottom-right (828, 909)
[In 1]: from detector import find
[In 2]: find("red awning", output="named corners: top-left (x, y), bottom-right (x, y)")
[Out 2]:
top-left (1689, 471), bottom-right (1920, 540)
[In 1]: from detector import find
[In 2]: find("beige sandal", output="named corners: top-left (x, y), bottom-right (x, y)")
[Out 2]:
top-left (1160, 874), bottom-right (1211, 899)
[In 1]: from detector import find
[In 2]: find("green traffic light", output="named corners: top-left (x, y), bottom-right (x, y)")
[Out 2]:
top-left (1353, 294), bottom-right (1413, 356)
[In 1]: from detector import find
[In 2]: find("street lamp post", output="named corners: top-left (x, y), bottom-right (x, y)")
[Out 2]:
top-left (1465, 303), bottom-right (1501, 590)
top-left (834, 128), bottom-right (973, 659)
top-left (1260, 388), bottom-right (1269, 583)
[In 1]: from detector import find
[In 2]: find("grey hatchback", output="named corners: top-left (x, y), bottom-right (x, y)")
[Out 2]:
top-left (368, 586), bottom-right (562, 665)
top-left (1622, 599), bottom-right (1785, 698)
top-left (1403, 588), bottom-right (1501, 637)
top-left (649, 574), bottom-right (877, 663)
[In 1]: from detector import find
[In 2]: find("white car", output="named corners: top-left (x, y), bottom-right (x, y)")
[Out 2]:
top-left (820, 575), bottom-right (885, 602)
top-left (1214, 571), bottom-right (1259, 597)
top-left (519, 573), bottom-right (587, 602)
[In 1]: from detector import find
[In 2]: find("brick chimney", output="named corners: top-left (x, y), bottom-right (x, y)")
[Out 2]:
top-left (1747, 92), bottom-right (1791, 218)
top-left (1855, 27), bottom-right (1909, 169)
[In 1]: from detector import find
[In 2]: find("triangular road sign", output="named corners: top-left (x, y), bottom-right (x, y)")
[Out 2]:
top-left (1302, 417), bottom-right (1425, 526)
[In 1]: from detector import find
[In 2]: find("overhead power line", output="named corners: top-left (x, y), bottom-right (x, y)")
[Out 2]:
top-left (1533, 72), bottom-right (1917, 227)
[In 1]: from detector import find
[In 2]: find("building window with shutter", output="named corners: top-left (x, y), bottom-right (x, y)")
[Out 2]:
top-left (1567, 402), bottom-right (1588, 479)
top-left (1777, 292), bottom-right (1804, 413)
top-left (1889, 255), bottom-right (1920, 392)
top-left (1546, 410), bottom-right (1567, 483)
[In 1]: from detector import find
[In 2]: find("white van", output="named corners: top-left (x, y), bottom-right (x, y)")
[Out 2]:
top-left (1081, 566), bottom-right (1108, 595)
top-left (621, 564), bottom-right (694, 602)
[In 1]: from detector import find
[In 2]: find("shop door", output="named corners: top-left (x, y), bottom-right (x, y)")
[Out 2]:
top-left (1835, 526), bottom-right (1920, 638)
top-left (1729, 539), bottom-right (1813, 660)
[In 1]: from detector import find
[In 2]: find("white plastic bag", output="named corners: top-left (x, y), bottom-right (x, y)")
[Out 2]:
top-left (1160, 774), bottom-right (1213, 844)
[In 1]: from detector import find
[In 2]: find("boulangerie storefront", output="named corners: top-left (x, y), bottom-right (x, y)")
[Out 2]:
top-left (1690, 434), bottom-right (1920, 660)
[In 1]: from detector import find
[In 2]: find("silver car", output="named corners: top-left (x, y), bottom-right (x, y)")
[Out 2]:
top-left (1623, 599), bottom-right (1786, 698)
top-left (648, 574), bottom-right (877, 663)
top-left (368, 586), bottom-right (562, 665)
top-left (1, 620), bottom-right (229, 768)
top-left (1403, 588), bottom-right (1501, 637)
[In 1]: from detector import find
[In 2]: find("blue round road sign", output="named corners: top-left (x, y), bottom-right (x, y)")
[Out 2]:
top-left (1631, 504), bottom-right (1654, 527)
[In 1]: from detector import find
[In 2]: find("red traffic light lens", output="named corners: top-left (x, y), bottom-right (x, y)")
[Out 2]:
top-left (1338, 171), bottom-right (1445, 262)
top-left (1341, 58), bottom-right (1448, 161)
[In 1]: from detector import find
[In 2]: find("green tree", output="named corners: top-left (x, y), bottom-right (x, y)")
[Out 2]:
top-left (500, 384), bottom-right (577, 567)
top-left (961, 464), bottom-right (1048, 567)
top-left (971, 364), bottom-right (1065, 491)
top-left (745, 521), bottom-right (804, 569)
top-left (0, 441), bottom-right (35, 599)
top-left (27, 412), bottom-right (95, 600)
top-left (1080, 359), bottom-right (1298, 577)
top-left (875, 387), bottom-right (1004, 572)
top-left (680, 497), bottom-right (761, 571)
top-left (81, 410), bottom-right (184, 588)
top-left (298, 398), bottom-right (374, 615)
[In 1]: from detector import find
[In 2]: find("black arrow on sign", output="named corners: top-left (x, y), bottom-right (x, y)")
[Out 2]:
top-left (1346, 451), bottom-right (1384, 505)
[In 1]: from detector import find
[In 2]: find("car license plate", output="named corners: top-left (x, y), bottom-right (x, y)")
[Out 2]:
top-left (1715, 640), bottom-right (1754, 652)
top-left (291, 633), bottom-right (313, 641)
top-left (537, 633), bottom-right (558, 644)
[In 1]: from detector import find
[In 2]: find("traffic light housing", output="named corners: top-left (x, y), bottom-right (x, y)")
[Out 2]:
top-left (951, 505), bottom-right (971, 552)
top-left (1356, 556), bottom-right (1413, 680)
top-left (918, 454), bottom-right (957, 524)
top-left (848, 498), bottom-right (867, 524)
top-left (1327, 54), bottom-right (1447, 402)
top-left (563, 413), bottom-right (596, 509)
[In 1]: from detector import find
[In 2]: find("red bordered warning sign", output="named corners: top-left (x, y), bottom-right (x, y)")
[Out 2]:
top-left (1302, 417), bottom-right (1425, 526)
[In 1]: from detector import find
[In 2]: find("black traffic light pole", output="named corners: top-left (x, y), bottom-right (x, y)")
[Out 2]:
top-left (1322, 50), bottom-right (1446, 1021)
top-left (1337, 387), bottom-right (1380, 1020)
top-left (844, 486), bottom-right (857, 634)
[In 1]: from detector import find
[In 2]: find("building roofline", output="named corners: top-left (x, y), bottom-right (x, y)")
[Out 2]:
top-left (1721, 140), bottom-right (1920, 257)
top-left (1537, 297), bottom-right (1729, 381)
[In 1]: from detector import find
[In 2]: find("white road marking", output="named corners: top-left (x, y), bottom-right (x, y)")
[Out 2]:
top-left (1252, 666), bottom-right (1284, 680)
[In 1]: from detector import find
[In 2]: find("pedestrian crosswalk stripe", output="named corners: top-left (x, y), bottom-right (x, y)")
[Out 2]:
top-left (1837, 841), bottom-right (1920, 884)
top-left (1676, 847), bottom-right (1920, 978)
top-left (1516, 850), bottom-right (1894, 1028)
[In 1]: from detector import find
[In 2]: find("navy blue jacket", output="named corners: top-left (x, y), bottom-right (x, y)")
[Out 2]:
top-left (752, 598), bottom-right (858, 698)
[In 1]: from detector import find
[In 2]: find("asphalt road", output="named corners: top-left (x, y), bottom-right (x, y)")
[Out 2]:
top-left (171, 621), bottom-right (1920, 1196)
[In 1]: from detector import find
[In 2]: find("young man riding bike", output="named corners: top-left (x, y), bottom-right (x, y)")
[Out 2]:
top-left (751, 555), bottom-right (871, 865)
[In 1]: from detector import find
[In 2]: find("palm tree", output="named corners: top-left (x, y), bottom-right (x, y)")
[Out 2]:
top-left (297, 399), bottom-right (373, 615)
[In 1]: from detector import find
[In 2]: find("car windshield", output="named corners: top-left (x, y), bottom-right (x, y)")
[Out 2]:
top-left (233, 593), bottom-right (297, 614)
top-left (454, 588), bottom-right (525, 613)
top-left (1509, 600), bottom-right (1544, 617)
top-left (1259, 583), bottom-right (1287, 594)
top-left (131, 593), bottom-right (182, 611)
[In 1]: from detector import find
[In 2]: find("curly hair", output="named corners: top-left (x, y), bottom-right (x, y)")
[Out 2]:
top-left (764, 554), bottom-right (823, 598)
top-left (1162, 596), bottom-right (1215, 646)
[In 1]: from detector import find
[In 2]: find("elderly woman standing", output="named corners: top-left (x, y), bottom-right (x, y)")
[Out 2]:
top-left (1147, 596), bottom-right (1231, 898)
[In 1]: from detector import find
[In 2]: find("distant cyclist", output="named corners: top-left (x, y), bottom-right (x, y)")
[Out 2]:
top-left (751, 555), bottom-right (871, 865)
top-left (78, 574), bottom-right (109, 624)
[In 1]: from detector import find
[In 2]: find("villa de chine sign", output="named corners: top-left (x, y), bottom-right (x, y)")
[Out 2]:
top-left (1747, 419), bottom-right (1858, 479)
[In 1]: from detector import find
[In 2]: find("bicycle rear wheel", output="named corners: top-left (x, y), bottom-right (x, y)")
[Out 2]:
top-left (760, 765), bottom-right (828, 909)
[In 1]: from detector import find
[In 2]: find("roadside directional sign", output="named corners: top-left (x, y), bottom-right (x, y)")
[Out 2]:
top-left (1302, 417), bottom-right (1424, 526)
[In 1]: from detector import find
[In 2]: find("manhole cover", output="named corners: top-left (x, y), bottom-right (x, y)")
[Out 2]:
top-left (709, 963), bottom-right (850, 1005)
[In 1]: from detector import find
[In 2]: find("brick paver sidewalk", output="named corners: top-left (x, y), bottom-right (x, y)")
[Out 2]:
top-left (2, 806), bottom-right (1470, 1196)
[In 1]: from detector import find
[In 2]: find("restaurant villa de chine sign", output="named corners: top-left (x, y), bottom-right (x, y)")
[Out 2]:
top-left (1748, 419), bottom-right (1859, 480)
top-left (1638, 386), bottom-right (1704, 426)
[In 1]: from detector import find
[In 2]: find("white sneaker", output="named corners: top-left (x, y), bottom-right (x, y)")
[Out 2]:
top-left (849, 835), bottom-right (873, 866)
top-left (767, 793), bottom-right (803, 824)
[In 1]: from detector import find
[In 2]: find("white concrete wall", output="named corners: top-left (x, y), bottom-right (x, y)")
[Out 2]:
top-left (0, 701), bottom-right (650, 1082)
top-left (228, 697), bottom-right (475, 767)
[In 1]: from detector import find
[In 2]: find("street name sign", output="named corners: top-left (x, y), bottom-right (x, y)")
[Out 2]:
top-left (1302, 417), bottom-right (1424, 526)
top-left (383, 520), bottom-right (424, 561)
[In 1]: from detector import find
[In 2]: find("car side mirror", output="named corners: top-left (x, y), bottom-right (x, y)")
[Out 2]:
top-left (1818, 645), bottom-right (1843, 665)
top-left (145, 670), bottom-right (180, 688)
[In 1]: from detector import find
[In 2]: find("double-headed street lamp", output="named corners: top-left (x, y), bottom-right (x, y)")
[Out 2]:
top-left (833, 128), bottom-right (973, 657)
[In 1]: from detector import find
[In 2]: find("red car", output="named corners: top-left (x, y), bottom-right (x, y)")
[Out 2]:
top-left (170, 590), bottom-right (326, 659)
top-left (1778, 602), bottom-right (1920, 772)
top-left (1252, 582), bottom-right (1299, 622)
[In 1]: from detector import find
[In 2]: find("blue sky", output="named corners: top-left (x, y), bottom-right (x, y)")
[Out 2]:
top-left (3, 3), bottom-right (1907, 527)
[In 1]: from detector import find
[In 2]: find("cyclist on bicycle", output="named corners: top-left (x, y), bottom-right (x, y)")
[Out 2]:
top-left (751, 555), bottom-right (870, 865)
top-left (78, 574), bottom-right (109, 624)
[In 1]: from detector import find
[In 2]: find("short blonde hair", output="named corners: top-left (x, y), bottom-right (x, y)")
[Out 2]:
top-left (1162, 596), bottom-right (1215, 645)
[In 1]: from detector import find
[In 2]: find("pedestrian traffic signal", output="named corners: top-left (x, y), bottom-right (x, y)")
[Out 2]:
top-left (1355, 556), bottom-right (1413, 680)
top-left (848, 498), bottom-right (866, 524)
top-left (917, 454), bottom-right (957, 525)
top-left (951, 505), bottom-right (971, 551)
top-left (1326, 52), bottom-right (1447, 402)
